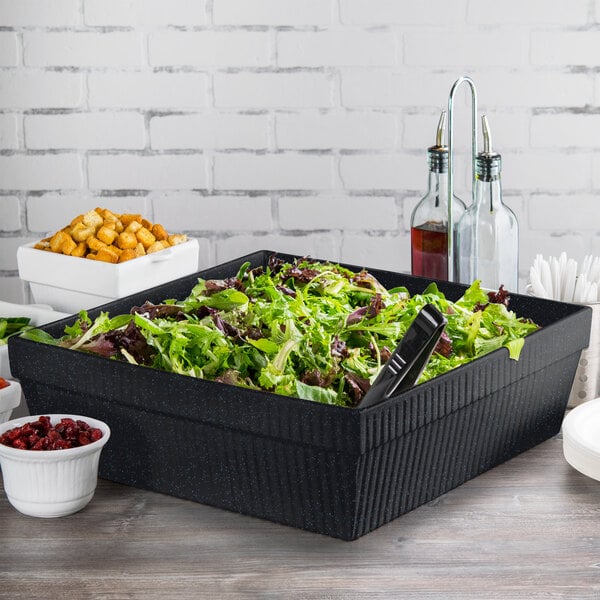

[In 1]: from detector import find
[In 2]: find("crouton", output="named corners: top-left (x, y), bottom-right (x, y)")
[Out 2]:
top-left (71, 242), bottom-right (87, 258)
top-left (96, 225), bottom-right (118, 245)
top-left (82, 209), bottom-right (104, 230)
top-left (101, 208), bottom-right (118, 222)
top-left (167, 234), bottom-right (187, 246)
top-left (49, 230), bottom-right (69, 253)
top-left (120, 214), bottom-right (142, 227)
top-left (60, 235), bottom-right (77, 256)
top-left (69, 214), bottom-right (84, 228)
top-left (70, 222), bottom-right (95, 243)
top-left (136, 227), bottom-right (156, 249)
top-left (118, 248), bottom-right (137, 263)
top-left (125, 220), bottom-right (142, 234)
top-left (96, 246), bottom-right (120, 264)
top-left (86, 236), bottom-right (106, 252)
top-left (147, 240), bottom-right (169, 254)
top-left (34, 239), bottom-right (51, 250)
top-left (117, 231), bottom-right (138, 250)
top-left (152, 223), bottom-right (168, 241)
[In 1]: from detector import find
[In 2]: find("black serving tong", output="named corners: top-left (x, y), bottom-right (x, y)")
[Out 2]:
top-left (357, 303), bottom-right (447, 409)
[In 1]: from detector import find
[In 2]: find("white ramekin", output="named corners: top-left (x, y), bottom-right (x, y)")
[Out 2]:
top-left (0, 414), bottom-right (110, 518)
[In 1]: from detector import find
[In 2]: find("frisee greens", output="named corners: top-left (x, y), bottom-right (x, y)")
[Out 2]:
top-left (52, 256), bottom-right (539, 408)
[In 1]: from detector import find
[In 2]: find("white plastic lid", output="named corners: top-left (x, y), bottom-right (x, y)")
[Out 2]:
top-left (562, 397), bottom-right (600, 482)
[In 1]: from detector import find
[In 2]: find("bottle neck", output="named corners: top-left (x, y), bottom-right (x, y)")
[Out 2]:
top-left (474, 174), bottom-right (504, 211)
top-left (426, 169), bottom-right (448, 207)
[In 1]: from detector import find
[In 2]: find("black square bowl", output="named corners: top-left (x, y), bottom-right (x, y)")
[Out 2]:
top-left (8, 251), bottom-right (593, 540)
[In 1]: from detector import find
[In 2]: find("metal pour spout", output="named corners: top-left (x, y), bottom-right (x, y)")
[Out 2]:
top-left (435, 110), bottom-right (447, 147)
top-left (481, 114), bottom-right (492, 154)
top-left (427, 110), bottom-right (449, 174)
top-left (477, 114), bottom-right (501, 181)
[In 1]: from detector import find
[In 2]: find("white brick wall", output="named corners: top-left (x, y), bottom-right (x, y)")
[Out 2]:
top-left (23, 32), bottom-right (145, 68)
top-left (0, 0), bottom-right (80, 27)
top-left (531, 32), bottom-right (600, 66)
top-left (0, 32), bottom-right (19, 67)
top-left (212, 0), bottom-right (332, 26)
top-left (83, 0), bottom-right (207, 27)
top-left (275, 111), bottom-right (397, 150)
top-left (152, 193), bottom-right (273, 232)
top-left (340, 1), bottom-right (460, 26)
top-left (531, 113), bottom-right (600, 148)
top-left (150, 113), bottom-right (269, 150)
top-left (467, 0), bottom-right (589, 25)
top-left (278, 196), bottom-right (397, 231)
top-left (214, 72), bottom-right (334, 108)
top-left (0, 154), bottom-right (83, 190)
top-left (25, 113), bottom-right (146, 150)
top-left (88, 154), bottom-right (208, 190)
top-left (0, 114), bottom-right (19, 150)
top-left (88, 72), bottom-right (209, 109)
top-left (0, 196), bottom-right (21, 231)
top-left (277, 31), bottom-right (397, 68)
top-left (0, 71), bottom-right (84, 109)
top-left (149, 32), bottom-right (271, 68)
top-left (0, 0), bottom-right (599, 304)
top-left (214, 154), bottom-right (334, 190)
top-left (404, 31), bottom-right (530, 67)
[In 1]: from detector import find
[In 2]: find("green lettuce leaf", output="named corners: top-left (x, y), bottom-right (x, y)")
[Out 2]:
top-left (50, 257), bottom-right (539, 407)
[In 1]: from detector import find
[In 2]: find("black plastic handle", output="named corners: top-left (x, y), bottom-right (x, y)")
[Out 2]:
top-left (358, 304), bottom-right (447, 409)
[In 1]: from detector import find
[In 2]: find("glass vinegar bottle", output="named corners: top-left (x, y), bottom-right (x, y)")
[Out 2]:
top-left (457, 115), bottom-right (518, 291)
top-left (410, 111), bottom-right (466, 280)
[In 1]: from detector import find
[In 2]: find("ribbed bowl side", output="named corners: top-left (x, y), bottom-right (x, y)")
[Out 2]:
top-left (214, 430), bottom-right (358, 539)
top-left (351, 354), bottom-right (576, 538)
top-left (1, 451), bottom-right (100, 504)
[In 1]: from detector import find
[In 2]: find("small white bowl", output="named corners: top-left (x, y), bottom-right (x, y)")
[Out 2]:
top-left (0, 414), bottom-right (110, 518)
top-left (0, 379), bottom-right (22, 424)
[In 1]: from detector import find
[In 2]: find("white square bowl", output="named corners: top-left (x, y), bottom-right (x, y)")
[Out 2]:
top-left (17, 238), bottom-right (200, 314)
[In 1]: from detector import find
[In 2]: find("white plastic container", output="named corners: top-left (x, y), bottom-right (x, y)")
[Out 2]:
top-left (568, 301), bottom-right (600, 407)
top-left (0, 301), bottom-right (70, 380)
top-left (0, 380), bottom-right (21, 424)
top-left (17, 238), bottom-right (200, 314)
top-left (0, 414), bottom-right (110, 517)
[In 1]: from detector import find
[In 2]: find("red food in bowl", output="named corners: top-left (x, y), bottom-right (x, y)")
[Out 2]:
top-left (0, 377), bottom-right (9, 390)
top-left (0, 415), bottom-right (103, 451)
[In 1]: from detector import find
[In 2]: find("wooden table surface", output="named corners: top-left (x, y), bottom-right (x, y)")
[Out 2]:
top-left (1, 433), bottom-right (600, 600)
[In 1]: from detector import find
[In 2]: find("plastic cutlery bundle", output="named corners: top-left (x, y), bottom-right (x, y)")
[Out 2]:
top-left (529, 253), bottom-right (600, 303)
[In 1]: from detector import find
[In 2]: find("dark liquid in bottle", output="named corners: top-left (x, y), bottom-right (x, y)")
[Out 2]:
top-left (411, 223), bottom-right (448, 280)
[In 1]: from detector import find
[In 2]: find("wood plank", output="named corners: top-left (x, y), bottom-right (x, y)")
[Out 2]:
top-left (1, 436), bottom-right (600, 599)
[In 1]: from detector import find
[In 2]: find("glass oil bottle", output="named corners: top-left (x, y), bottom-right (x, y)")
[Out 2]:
top-left (410, 111), bottom-right (466, 280)
top-left (456, 115), bottom-right (518, 290)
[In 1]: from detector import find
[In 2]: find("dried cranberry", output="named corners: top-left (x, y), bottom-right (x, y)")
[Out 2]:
top-left (0, 416), bottom-right (103, 451)
top-left (77, 433), bottom-right (91, 446)
top-left (90, 429), bottom-right (103, 442)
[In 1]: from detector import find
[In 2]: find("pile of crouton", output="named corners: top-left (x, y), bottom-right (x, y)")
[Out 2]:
top-left (34, 208), bottom-right (187, 264)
